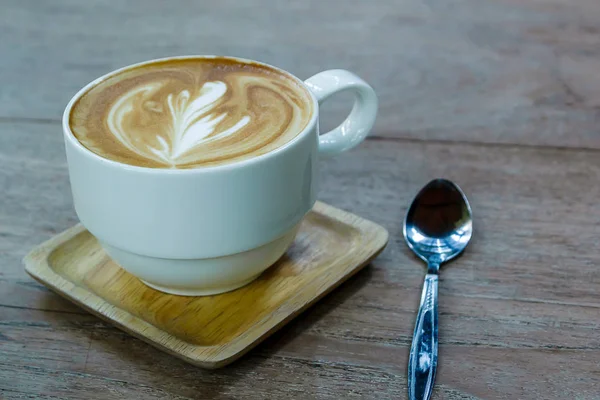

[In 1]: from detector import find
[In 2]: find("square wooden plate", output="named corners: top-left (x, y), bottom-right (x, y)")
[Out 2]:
top-left (24, 201), bottom-right (389, 368)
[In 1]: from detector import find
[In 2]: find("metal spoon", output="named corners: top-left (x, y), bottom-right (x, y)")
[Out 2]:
top-left (403, 179), bottom-right (473, 400)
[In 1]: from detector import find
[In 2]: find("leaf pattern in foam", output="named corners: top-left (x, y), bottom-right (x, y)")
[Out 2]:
top-left (106, 80), bottom-right (250, 166)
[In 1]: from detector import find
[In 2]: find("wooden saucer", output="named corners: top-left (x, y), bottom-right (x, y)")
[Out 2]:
top-left (24, 201), bottom-right (388, 368)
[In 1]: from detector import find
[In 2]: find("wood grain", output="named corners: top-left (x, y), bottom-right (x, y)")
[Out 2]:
top-left (2, 0), bottom-right (600, 398)
top-left (23, 203), bottom-right (388, 368)
top-left (2, 0), bottom-right (600, 147)
top-left (3, 120), bottom-right (600, 398)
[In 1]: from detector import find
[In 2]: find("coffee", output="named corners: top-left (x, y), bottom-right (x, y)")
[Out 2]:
top-left (69, 57), bottom-right (313, 169)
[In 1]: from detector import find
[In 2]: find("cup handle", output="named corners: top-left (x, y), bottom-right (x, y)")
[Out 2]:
top-left (304, 70), bottom-right (378, 156)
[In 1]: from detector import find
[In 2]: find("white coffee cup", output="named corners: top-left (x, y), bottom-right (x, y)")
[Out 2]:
top-left (63, 56), bottom-right (377, 296)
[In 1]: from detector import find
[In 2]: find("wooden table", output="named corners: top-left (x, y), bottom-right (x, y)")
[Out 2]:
top-left (2, 1), bottom-right (600, 398)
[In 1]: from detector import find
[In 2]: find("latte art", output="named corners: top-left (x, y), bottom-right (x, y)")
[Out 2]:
top-left (106, 81), bottom-right (251, 166)
top-left (69, 58), bottom-right (313, 168)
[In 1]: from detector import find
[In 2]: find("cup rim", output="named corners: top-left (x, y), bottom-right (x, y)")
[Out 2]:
top-left (62, 55), bottom-right (319, 174)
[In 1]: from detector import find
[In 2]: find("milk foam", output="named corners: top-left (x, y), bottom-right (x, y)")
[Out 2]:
top-left (69, 58), bottom-right (313, 169)
top-left (106, 81), bottom-right (250, 166)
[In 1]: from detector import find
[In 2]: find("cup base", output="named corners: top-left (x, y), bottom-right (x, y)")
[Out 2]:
top-left (99, 224), bottom-right (300, 297)
top-left (140, 275), bottom-right (259, 296)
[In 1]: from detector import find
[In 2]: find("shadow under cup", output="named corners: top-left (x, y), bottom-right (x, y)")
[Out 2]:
top-left (62, 56), bottom-right (378, 296)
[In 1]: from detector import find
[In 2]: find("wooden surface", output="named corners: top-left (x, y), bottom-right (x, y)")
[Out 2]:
top-left (1, 0), bottom-right (600, 398)
top-left (23, 203), bottom-right (388, 369)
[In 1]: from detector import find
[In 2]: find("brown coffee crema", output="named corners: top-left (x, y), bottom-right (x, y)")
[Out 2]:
top-left (69, 58), bottom-right (314, 169)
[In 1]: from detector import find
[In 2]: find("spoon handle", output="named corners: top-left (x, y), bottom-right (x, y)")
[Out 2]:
top-left (408, 273), bottom-right (438, 400)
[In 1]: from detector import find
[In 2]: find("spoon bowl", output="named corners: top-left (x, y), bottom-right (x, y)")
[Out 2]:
top-left (404, 179), bottom-right (473, 268)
